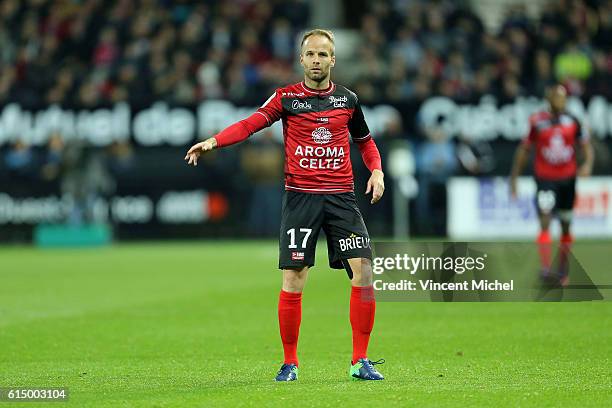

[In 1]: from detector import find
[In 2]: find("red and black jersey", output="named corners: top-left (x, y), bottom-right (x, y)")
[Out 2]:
top-left (522, 110), bottom-right (589, 180)
top-left (257, 81), bottom-right (372, 193)
top-left (214, 81), bottom-right (379, 194)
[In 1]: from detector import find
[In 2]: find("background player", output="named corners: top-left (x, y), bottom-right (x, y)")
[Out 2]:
top-left (185, 29), bottom-right (385, 381)
top-left (510, 84), bottom-right (594, 286)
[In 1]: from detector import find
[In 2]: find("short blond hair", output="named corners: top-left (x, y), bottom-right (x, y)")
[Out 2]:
top-left (300, 29), bottom-right (335, 56)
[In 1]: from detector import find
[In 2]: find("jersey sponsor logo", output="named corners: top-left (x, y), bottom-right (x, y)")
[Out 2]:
top-left (329, 95), bottom-right (347, 108)
top-left (291, 251), bottom-right (305, 260)
top-left (339, 233), bottom-right (371, 252)
top-left (317, 117), bottom-right (329, 123)
top-left (282, 92), bottom-right (306, 97)
top-left (542, 132), bottom-right (573, 164)
top-left (311, 126), bottom-right (332, 144)
top-left (294, 144), bottom-right (345, 169)
top-left (291, 99), bottom-right (312, 110)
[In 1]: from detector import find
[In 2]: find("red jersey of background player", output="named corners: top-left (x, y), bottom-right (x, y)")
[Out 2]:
top-left (213, 80), bottom-right (378, 194)
top-left (522, 110), bottom-right (589, 180)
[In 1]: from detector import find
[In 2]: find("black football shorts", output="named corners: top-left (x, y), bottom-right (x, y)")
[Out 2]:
top-left (278, 191), bottom-right (372, 270)
top-left (535, 177), bottom-right (576, 214)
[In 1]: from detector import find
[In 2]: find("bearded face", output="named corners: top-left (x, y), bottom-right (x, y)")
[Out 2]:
top-left (300, 35), bottom-right (335, 85)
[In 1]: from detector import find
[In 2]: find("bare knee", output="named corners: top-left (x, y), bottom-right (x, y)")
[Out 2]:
top-left (559, 211), bottom-right (572, 235)
top-left (282, 267), bottom-right (309, 292)
top-left (348, 258), bottom-right (373, 286)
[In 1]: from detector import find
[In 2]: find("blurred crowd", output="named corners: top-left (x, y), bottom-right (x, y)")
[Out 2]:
top-left (0, 0), bottom-right (309, 107)
top-left (3, 134), bottom-right (135, 224)
top-left (354, 0), bottom-right (612, 103)
top-left (1, 0), bottom-right (612, 108)
top-left (2, 0), bottom-right (612, 236)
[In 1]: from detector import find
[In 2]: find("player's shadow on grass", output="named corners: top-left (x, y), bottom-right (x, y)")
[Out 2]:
top-left (534, 249), bottom-right (603, 302)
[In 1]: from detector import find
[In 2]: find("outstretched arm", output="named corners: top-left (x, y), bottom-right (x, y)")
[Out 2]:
top-left (185, 90), bottom-right (282, 166)
top-left (356, 138), bottom-right (384, 204)
top-left (184, 112), bottom-right (269, 166)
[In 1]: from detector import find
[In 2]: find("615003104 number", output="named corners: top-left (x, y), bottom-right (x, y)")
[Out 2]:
top-left (0, 388), bottom-right (69, 401)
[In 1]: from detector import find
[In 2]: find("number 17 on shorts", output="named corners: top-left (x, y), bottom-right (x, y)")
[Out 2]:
top-left (287, 228), bottom-right (312, 261)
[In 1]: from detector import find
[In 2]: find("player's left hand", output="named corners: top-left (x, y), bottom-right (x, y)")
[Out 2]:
top-left (366, 169), bottom-right (385, 204)
top-left (577, 164), bottom-right (592, 177)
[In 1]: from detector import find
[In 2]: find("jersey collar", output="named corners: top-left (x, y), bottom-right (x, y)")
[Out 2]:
top-left (547, 109), bottom-right (567, 123)
top-left (300, 80), bottom-right (336, 96)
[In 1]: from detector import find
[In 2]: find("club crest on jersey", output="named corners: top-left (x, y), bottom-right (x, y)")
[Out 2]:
top-left (543, 132), bottom-right (573, 164)
top-left (311, 127), bottom-right (332, 144)
top-left (292, 100), bottom-right (312, 110)
top-left (329, 95), bottom-right (347, 108)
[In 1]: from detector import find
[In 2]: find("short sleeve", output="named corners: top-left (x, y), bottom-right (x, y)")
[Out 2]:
top-left (348, 98), bottom-right (371, 143)
top-left (575, 117), bottom-right (590, 143)
top-left (522, 116), bottom-right (537, 145)
top-left (256, 90), bottom-right (283, 125)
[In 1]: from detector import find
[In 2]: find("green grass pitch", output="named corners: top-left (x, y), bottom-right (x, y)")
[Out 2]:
top-left (0, 241), bottom-right (611, 407)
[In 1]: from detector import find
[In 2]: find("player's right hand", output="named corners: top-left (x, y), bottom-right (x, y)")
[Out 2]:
top-left (184, 138), bottom-right (217, 166)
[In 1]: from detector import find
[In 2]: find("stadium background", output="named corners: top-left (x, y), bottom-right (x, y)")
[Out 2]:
top-left (1, 0), bottom-right (612, 241)
top-left (1, 1), bottom-right (611, 407)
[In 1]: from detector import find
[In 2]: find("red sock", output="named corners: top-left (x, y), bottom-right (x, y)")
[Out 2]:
top-left (560, 233), bottom-right (574, 247)
top-left (278, 290), bottom-right (302, 366)
top-left (350, 285), bottom-right (376, 364)
top-left (537, 230), bottom-right (552, 270)
top-left (559, 233), bottom-right (574, 275)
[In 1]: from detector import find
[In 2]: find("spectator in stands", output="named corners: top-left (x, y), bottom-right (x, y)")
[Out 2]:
top-left (61, 141), bottom-right (114, 225)
top-left (586, 50), bottom-right (612, 97)
top-left (106, 140), bottom-right (135, 179)
top-left (240, 130), bottom-right (283, 237)
top-left (532, 49), bottom-right (555, 97)
top-left (415, 126), bottom-right (457, 235)
top-left (554, 41), bottom-right (593, 82)
top-left (4, 139), bottom-right (36, 184)
top-left (41, 132), bottom-right (64, 183)
top-left (456, 134), bottom-right (496, 176)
